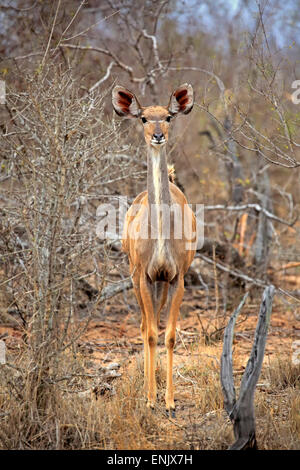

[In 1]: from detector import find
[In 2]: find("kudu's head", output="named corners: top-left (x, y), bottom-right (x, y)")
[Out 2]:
top-left (112, 84), bottom-right (194, 148)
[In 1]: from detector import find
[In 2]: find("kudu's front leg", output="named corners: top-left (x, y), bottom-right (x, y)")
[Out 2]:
top-left (131, 270), bottom-right (149, 392)
top-left (140, 274), bottom-right (158, 408)
top-left (165, 275), bottom-right (184, 416)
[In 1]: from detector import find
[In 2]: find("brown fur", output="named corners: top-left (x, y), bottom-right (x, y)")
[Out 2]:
top-left (113, 84), bottom-right (196, 412)
top-left (141, 106), bottom-right (170, 145)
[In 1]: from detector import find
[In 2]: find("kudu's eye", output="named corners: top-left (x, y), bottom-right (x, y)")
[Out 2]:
top-left (141, 117), bottom-right (147, 124)
top-left (166, 115), bottom-right (172, 122)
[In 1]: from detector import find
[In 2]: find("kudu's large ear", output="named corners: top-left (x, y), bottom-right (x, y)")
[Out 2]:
top-left (168, 83), bottom-right (194, 115)
top-left (112, 86), bottom-right (142, 118)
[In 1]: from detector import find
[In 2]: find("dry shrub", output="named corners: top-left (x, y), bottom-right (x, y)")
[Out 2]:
top-left (290, 392), bottom-right (300, 437)
top-left (0, 60), bottom-right (142, 449)
top-left (0, 349), bottom-right (104, 449)
top-left (176, 355), bottom-right (223, 413)
top-left (266, 355), bottom-right (300, 389)
top-left (245, 354), bottom-right (300, 450)
top-left (0, 351), bottom-right (161, 449)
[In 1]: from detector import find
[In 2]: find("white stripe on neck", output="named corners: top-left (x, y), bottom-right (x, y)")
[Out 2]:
top-left (150, 146), bottom-right (164, 258)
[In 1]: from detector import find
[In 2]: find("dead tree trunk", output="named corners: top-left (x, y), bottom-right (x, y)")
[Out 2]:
top-left (220, 285), bottom-right (275, 450)
top-left (223, 116), bottom-right (244, 205)
top-left (253, 169), bottom-right (273, 277)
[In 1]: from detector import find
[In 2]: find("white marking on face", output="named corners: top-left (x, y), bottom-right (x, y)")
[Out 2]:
top-left (151, 140), bottom-right (166, 147)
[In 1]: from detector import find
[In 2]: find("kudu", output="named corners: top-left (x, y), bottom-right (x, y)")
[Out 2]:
top-left (112, 84), bottom-right (197, 415)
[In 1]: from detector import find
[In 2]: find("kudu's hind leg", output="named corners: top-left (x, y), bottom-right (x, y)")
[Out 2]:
top-left (154, 281), bottom-right (169, 328)
top-left (165, 275), bottom-right (184, 415)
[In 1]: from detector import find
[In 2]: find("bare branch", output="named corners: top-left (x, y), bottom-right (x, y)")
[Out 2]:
top-left (99, 279), bottom-right (132, 302)
top-left (197, 253), bottom-right (300, 303)
top-left (141, 29), bottom-right (163, 73)
top-left (61, 9), bottom-right (120, 42)
top-left (199, 203), bottom-right (296, 227)
top-left (59, 44), bottom-right (142, 83)
top-left (0, 2), bottom-right (38, 12)
top-left (168, 66), bottom-right (225, 101)
top-left (89, 61), bottom-right (116, 93)
top-left (41, 0), bottom-right (61, 69)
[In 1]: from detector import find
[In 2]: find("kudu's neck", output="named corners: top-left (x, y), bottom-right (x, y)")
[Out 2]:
top-left (146, 143), bottom-right (177, 283)
top-left (147, 145), bottom-right (171, 207)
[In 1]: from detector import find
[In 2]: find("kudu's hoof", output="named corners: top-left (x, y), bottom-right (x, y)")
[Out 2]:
top-left (165, 408), bottom-right (176, 419)
top-left (146, 401), bottom-right (155, 411)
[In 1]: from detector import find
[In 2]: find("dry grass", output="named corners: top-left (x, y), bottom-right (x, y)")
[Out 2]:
top-left (1, 339), bottom-right (299, 450)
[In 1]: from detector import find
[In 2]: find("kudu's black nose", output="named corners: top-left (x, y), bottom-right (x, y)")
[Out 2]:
top-left (153, 132), bottom-right (164, 141)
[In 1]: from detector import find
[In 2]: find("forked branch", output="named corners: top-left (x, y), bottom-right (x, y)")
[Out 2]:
top-left (221, 285), bottom-right (275, 450)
